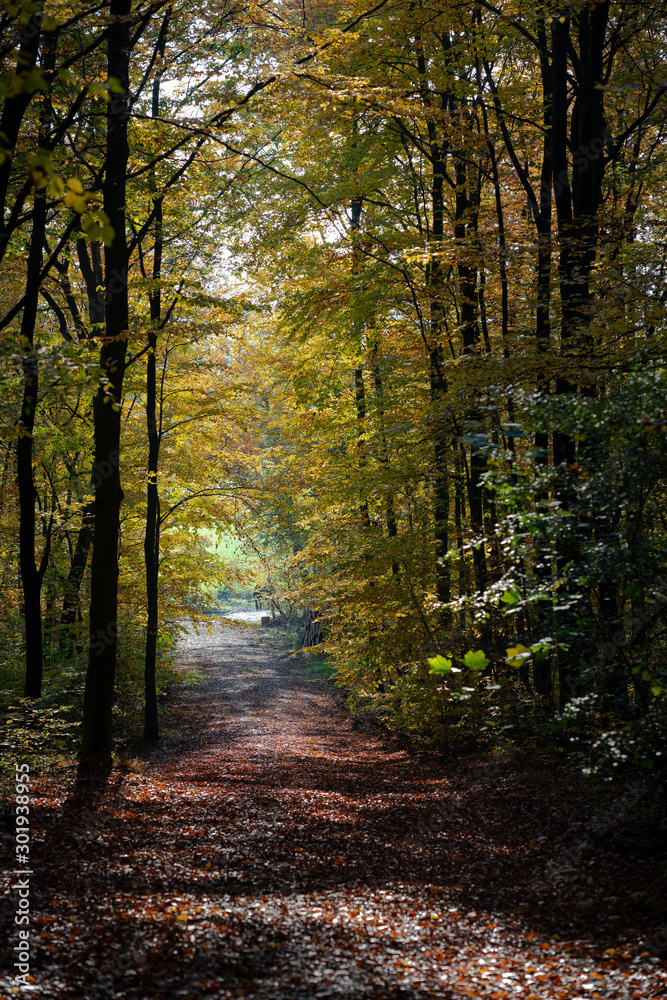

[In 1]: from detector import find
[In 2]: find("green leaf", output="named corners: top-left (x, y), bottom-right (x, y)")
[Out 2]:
top-left (427, 655), bottom-right (453, 675)
top-left (463, 649), bottom-right (490, 671)
top-left (500, 589), bottom-right (520, 606)
top-left (530, 641), bottom-right (552, 662)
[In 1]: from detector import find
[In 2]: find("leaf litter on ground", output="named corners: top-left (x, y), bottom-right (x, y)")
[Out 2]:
top-left (1, 609), bottom-right (666, 999)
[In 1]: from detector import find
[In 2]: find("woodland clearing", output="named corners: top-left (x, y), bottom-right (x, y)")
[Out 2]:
top-left (1, 612), bottom-right (666, 999)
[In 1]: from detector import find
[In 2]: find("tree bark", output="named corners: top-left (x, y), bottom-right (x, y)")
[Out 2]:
top-left (454, 150), bottom-right (486, 600)
top-left (17, 27), bottom-right (58, 698)
top-left (80, 0), bottom-right (132, 761)
top-left (143, 21), bottom-right (168, 743)
top-left (551, 5), bottom-right (610, 708)
top-left (349, 193), bottom-right (372, 532)
top-left (60, 501), bottom-right (94, 654)
top-left (370, 342), bottom-right (399, 574)
top-left (415, 30), bottom-right (451, 609)
top-left (143, 328), bottom-right (160, 741)
top-left (17, 186), bottom-right (47, 698)
top-left (533, 19), bottom-right (555, 698)
top-left (0, 8), bottom-right (42, 266)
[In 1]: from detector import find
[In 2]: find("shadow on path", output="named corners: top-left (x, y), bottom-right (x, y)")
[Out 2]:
top-left (2, 614), bottom-right (665, 999)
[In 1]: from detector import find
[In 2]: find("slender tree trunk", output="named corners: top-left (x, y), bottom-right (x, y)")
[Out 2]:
top-left (454, 153), bottom-right (486, 599)
top-left (533, 21), bottom-right (555, 697)
top-left (60, 501), bottom-right (94, 653)
top-left (370, 343), bottom-right (399, 574)
top-left (0, 8), bottom-right (42, 266)
top-left (354, 363), bottom-right (372, 530)
top-left (552, 15), bottom-right (582, 709)
top-left (80, 0), bottom-right (132, 761)
top-left (349, 194), bottom-right (372, 532)
top-left (17, 29), bottom-right (57, 698)
top-left (430, 353), bottom-right (451, 607)
top-left (412, 28), bottom-right (452, 613)
top-left (454, 445), bottom-right (467, 646)
top-left (17, 188), bottom-right (46, 697)
top-left (425, 149), bottom-right (449, 607)
top-left (143, 23), bottom-right (168, 743)
top-left (143, 328), bottom-right (160, 739)
top-left (76, 236), bottom-right (105, 334)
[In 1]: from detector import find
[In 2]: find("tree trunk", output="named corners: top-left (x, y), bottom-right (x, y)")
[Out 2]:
top-left (533, 21), bottom-right (555, 698)
top-left (551, 5), bottom-right (609, 708)
top-left (454, 152), bottom-right (487, 601)
top-left (18, 28), bottom-right (57, 698)
top-left (80, 0), bottom-right (132, 762)
top-left (143, 27), bottom-right (168, 743)
top-left (413, 28), bottom-right (451, 613)
top-left (17, 189), bottom-right (46, 697)
top-left (0, 8), bottom-right (42, 266)
top-left (370, 343), bottom-right (399, 574)
top-left (354, 363), bottom-right (371, 531)
top-left (60, 501), bottom-right (94, 653)
top-left (349, 193), bottom-right (372, 533)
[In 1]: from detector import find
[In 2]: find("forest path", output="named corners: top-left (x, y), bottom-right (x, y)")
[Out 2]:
top-left (2, 612), bottom-right (665, 999)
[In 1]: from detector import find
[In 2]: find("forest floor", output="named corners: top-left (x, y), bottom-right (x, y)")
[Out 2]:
top-left (1, 610), bottom-right (667, 999)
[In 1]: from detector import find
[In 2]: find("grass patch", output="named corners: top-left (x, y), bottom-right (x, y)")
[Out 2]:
top-left (301, 656), bottom-right (336, 680)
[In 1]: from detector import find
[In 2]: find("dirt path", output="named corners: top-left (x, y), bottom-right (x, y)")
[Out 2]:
top-left (1, 614), bottom-right (666, 998)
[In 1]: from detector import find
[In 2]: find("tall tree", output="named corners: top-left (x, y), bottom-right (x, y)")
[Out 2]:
top-left (80, 0), bottom-right (134, 761)
top-left (17, 26), bottom-right (58, 697)
top-left (142, 15), bottom-right (169, 744)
